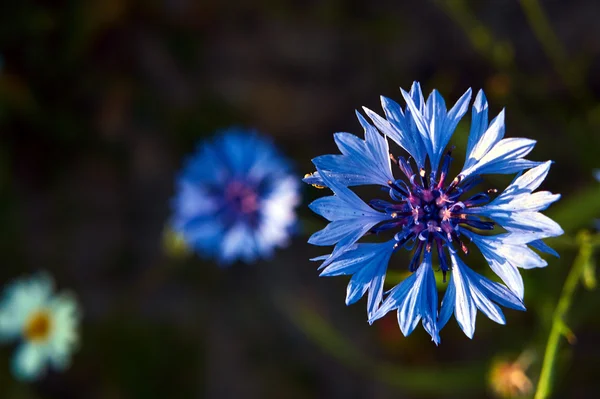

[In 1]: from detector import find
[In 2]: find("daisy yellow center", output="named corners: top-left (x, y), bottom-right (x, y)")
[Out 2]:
top-left (24, 310), bottom-right (53, 342)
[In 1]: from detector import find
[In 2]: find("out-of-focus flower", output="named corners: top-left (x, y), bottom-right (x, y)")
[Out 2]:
top-left (0, 273), bottom-right (80, 381)
top-left (305, 82), bottom-right (563, 343)
top-left (594, 169), bottom-right (600, 182)
top-left (172, 128), bottom-right (299, 264)
top-left (489, 353), bottom-right (534, 398)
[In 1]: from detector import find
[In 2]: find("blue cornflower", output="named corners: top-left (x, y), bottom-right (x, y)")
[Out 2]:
top-left (172, 128), bottom-right (299, 264)
top-left (0, 273), bottom-right (80, 381)
top-left (305, 82), bottom-right (563, 343)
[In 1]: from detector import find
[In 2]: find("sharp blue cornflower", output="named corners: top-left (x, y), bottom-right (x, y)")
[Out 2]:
top-left (0, 273), bottom-right (80, 381)
top-left (305, 82), bottom-right (563, 343)
top-left (172, 128), bottom-right (299, 264)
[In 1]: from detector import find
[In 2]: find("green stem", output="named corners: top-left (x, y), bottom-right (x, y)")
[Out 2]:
top-left (534, 232), bottom-right (593, 399)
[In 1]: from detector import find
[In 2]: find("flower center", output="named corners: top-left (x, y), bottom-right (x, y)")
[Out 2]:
top-left (371, 150), bottom-right (495, 280)
top-left (224, 181), bottom-right (259, 215)
top-left (23, 310), bottom-right (52, 342)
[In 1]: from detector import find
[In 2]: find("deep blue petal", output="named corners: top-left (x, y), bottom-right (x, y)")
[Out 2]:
top-left (529, 239), bottom-right (559, 258)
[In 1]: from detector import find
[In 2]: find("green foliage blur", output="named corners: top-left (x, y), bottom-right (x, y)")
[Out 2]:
top-left (0, 0), bottom-right (599, 398)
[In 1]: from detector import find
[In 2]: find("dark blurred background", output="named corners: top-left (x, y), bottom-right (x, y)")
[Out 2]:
top-left (1, 0), bottom-right (600, 398)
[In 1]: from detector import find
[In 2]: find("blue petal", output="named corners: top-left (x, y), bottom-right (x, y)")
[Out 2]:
top-left (504, 161), bottom-right (553, 194)
top-left (402, 86), bottom-right (472, 174)
top-left (468, 233), bottom-right (547, 299)
top-left (401, 88), bottom-right (434, 166)
top-left (370, 252), bottom-right (440, 344)
top-left (363, 104), bottom-right (425, 169)
top-left (529, 239), bottom-right (559, 258)
top-left (463, 109), bottom-right (504, 171)
top-left (460, 138), bottom-right (538, 178)
top-left (309, 170), bottom-right (390, 262)
top-left (466, 161), bottom-right (563, 240)
top-left (440, 253), bottom-right (525, 339)
top-left (220, 223), bottom-right (257, 264)
top-left (484, 211), bottom-right (564, 238)
top-left (311, 155), bottom-right (379, 187)
top-left (308, 117), bottom-right (395, 187)
top-left (444, 255), bottom-right (477, 338)
top-left (438, 275), bottom-right (456, 331)
top-left (464, 89), bottom-right (489, 165)
top-left (319, 240), bottom-right (397, 319)
top-left (434, 88), bottom-right (472, 173)
top-left (478, 161), bottom-right (554, 208)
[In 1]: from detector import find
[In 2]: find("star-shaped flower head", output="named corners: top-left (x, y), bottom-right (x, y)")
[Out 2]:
top-left (0, 273), bottom-right (80, 381)
top-left (305, 82), bottom-right (563, 343)
top-left (172, 128), bottom-right (299, 264)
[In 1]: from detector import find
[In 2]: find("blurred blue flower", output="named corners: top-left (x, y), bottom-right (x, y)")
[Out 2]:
top-left (0, 273), bottom-right (80, 381)
top-left (172, 128), bottom-right (299, 264)
top-left (305, 82), bottom-right (563, 343)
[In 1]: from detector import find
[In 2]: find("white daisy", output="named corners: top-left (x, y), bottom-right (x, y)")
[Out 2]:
top-left (0, 273), bottom-right (80, 381)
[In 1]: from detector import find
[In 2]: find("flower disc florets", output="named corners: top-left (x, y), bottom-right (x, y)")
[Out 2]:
top-left (373, 150), bottom-right (496, 281)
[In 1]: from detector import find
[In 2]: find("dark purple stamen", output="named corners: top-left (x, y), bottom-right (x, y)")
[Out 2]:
top-left (378, 152), bottom-right (497, 275)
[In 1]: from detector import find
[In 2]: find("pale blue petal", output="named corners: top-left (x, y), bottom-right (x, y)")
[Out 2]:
top-left (463, 109), bottom-right (504, 171)
top-left (400, 253), bottom-right (439, 342)
top-left (318, 240), bottom-right (396, 318)
top-left (442, 253), bottom-right (525, 338)
top-left (356, 112), bottom-right (394, 182)
top-left (460, 138), bottom-right (538, 178)
top-left (369, 252), bottom-right (440, 343)
top-left (311, 125), bottom-right (394, 187)
top-left (317, 170), bottom-right (388, 216)
top-left (220, 223), bottom-right (256, 264)
top-left (464, 89), bottom-right (489, 165)
top-left (471, 288), bottom-right (506, 325)
top-left (308, 170), bottom-right (389, 259)
top-left (12, 343), bottom-right (46, 381)
top-left (468, 233), bottom-right (530, 298)
top-left (489, 211), bottom-right (564, 238)
top-left (308, 218), bottom-right (381, 246)
top-left (370, 273), bottom-right (417, 322)
top-left (449, 255), bottom-right (477, 339)
top-left (309, 195), bottom-right (382, 222)
top-left (504, 161), bottom-right (553, 194)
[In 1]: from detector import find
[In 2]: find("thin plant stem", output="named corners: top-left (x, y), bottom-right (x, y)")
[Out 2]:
top-left (534, 231), bottom-right (594, 399)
